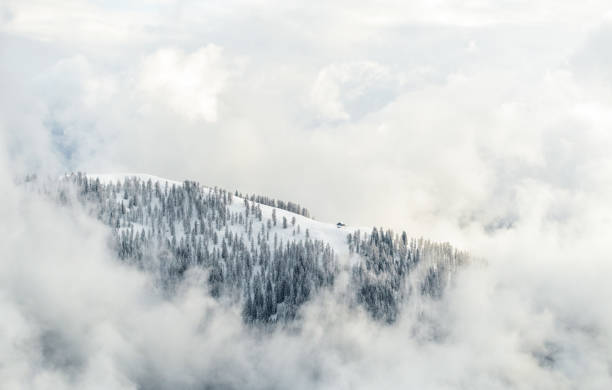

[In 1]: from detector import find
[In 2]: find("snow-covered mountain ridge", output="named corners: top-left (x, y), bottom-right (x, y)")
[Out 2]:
top-left (87, 172), bottom-right (361, 263)
top-left (49, 172), bottom-right (468, 324)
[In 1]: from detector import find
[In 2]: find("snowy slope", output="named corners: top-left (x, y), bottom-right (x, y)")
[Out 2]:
top-left (87, 173), bottom-right (362, 264)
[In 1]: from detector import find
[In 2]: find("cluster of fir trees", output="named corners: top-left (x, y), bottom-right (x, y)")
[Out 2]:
top-left (234, 192), bottom-right (311, 218)
top-left (348, 228), bottom-right (468, 323)
top-left (41, 173), bottom-right (469, 325)
top-left (58, 173), bottom-right (336, 323)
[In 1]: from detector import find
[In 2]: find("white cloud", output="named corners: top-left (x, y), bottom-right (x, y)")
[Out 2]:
top-left (0, 0), bottom-right (166, 47)
top-left (310, 61), bottom-right (399, 122)
top-left (138, 45), bottom-right (230, 122)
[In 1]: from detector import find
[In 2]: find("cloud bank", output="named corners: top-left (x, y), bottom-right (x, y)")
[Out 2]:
top-left (1, 176), bottom-right (611, 389)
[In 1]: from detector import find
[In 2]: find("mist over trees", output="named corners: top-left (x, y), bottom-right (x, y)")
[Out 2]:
top-left (38, 173), bottom-right (468, 324)
top-left (13, 172), bottom-right (612, 389)
top-left (349, 229), bottom-right (468, 323)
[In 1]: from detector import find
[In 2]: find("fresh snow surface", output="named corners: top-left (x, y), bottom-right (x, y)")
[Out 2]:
top-left (86, 173), bottom-right (365, 265)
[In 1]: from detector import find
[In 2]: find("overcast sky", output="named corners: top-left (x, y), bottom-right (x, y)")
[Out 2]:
top-left (2, 0), bottom-right (612, 238)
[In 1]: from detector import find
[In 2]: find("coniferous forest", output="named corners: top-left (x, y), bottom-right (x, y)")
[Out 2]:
top-left (37, 173), bottom-right (469, 324)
